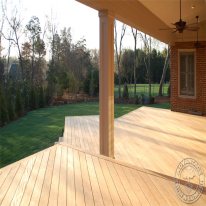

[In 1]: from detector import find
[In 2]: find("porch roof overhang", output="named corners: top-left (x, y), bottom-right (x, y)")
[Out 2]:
top-left (77, 0), bottom-right (206, 45)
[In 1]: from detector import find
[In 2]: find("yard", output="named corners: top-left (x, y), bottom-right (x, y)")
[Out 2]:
top-left (0, 102), bottom-right (170, 168)
top-left (114, 83), bottom-right (169, 98)
top-left (0, 102), bottom-right (143, 168)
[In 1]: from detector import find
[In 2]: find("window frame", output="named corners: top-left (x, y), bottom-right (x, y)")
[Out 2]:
top-left (178, 49), bottom-right (196, 99)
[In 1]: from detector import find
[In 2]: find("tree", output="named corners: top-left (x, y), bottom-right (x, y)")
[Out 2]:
top-left (2, 5), bottom-right (24, 75)
top-left (26, 16), bottom-right (41, 83)
top-left (46, 12), bottom-right (58, 67)
top-left (0, 58), bottom-right (4, 83)
top-left (21, 42), bottom-right (31, 81)
top-left (0, 85), bottom-right (8, 126)
top-left (0, 0), bottom-right (5, 58)
top-left (114, 21), bottom-right (126, 99)
top-left (140, 33), bottom-right (152, 98)
top-left (159, 46), bottom-right (170, 96)
top-left (131, 28), bottom-right (139, 97)
top-left (7, 91), bottom-right (16, 121)
top-left (121, 49), bottom-right (134, 83)
top-left (39, 86), bottom-right (45, 108)
top-left (15, 88), bottom-right (24, 117)
top-left (34, 36), bottom-right (46, 86)
top-left (123, 82), bottom-right (129, 99)
top-left (29, 86), bottom-right (38, 110)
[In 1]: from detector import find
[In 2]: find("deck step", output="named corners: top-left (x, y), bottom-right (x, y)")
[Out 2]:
top-left (58, 136), bottom-right (63, 142)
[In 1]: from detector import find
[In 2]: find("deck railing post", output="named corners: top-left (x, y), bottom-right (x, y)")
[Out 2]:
top-left (99, 10), bottom-right (114, 158)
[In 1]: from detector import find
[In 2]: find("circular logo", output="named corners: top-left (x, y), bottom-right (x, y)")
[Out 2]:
top-left (175, 158), bottom-right (205, 204)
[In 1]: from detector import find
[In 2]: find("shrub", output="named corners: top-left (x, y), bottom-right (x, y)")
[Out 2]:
top-left (123, 82), bottom-right (129, 99)
top-left (0, 86), bottom-right (9, 126)
top-left (39, 87), bottom-right (45, 108)
top-left (7, 94), bottom-right (16, 121)
top-left (167, 84), bottom-right (171, 97)
top-left (30, 87), bottom-right (38, 110)
top-left (22, 83), bottom-right (30, 112)
top-left (135, 95), bottom-right (140, 104)
top-left (140, 93), bottom-right (145, 104)
top-left (84, 68), bottom-right (99, 97)
top-left (149, 96), bottom-right (155, 104)
top-left (15, 88), bottom-right (24, 117)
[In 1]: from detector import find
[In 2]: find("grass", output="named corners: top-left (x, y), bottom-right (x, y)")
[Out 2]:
top-left (114, 83), bottom-right (169, 98)
top-left (0, 102), bottom-right (141, 168)
top-left (147, 103), bottom-right (171, 109)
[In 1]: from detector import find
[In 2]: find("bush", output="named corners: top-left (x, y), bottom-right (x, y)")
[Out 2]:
top-left (0, 86), bottom-right (9, 126)
top-left (68, 72), bottom-right (79, 94)
top-left (30, 87), bottom-right (38, 110)
top-left (22, 83), bottom-right (30, 112)
top-left (135, 95), bottom-right (140, 104)
top-left (140, 93), bottom-right (145, 104)
top-left (149, 96), bottom-right (155, 104)
top-left (84, 68), bottom-right (99, 97)
top-left (15, 88), bottom-right (24, 117)
top-left (7, 94), bottom-right (16, 121)
top-left (123, 82), bottom-right (129, 99)
top-left (39, 87), bottom-right (45, 108)
top-left (167, 84), bottom-right (171, 97)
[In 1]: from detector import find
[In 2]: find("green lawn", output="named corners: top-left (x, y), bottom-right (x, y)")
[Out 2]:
top-left (147, 102), bottom-right (170, 109)
top-left (0, 102), bottom-right (141, 168)
top-left (114, 83), bottom-right (169, 98)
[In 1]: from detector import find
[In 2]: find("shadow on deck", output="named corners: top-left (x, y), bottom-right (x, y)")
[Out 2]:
top-left (0, 106), bottom-right (206, 205)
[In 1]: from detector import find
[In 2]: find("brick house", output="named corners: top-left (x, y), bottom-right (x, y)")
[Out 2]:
top-left (77, 0), bottom-right (206, 156)
top-left (170, 41), bottom-right (206, 115)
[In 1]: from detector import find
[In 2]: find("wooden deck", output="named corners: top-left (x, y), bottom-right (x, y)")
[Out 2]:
top-left (63, 107), bottom-right (206, 178)
top-left (0, 106), bottom-right (206, 205)
top-left (1, 143), bottom-right (205, 206)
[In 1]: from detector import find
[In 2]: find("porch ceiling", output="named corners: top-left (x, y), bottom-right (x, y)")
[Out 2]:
top-left (77, 0), bottom-right (206, 44)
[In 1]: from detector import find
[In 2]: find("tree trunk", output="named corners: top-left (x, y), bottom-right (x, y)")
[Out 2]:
top-left (114, 21), bottom-right (126, 100)
top-left (159, 46), bottom-right (170, 96)
top-left (14, 30), bottom-right (24, 78)
top-left (148, 37), bottom-right (151, 98)
top-left (118, 72), bottom-right (121, 99)
top-left (131, 28), bottom-right (138, 97)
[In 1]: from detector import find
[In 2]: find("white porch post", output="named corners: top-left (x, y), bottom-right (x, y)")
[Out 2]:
top-left (99, 10), bottom-right (114, 158)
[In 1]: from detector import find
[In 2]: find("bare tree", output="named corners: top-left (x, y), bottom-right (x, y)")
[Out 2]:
top-left (0, 19), bottom-right (4, 59)
top-left (0, 0), bottom-right (6, 58)
top-left (159, 45), bottom-right (170, 96)
top-left (131, 27), bottom-right (139, 97)
top-left (114, 20), bottom-right (126, 99)
top-left (6, 31), bottom-right (13, 72)
top-left (0, 0), bottom-right (13, 74)
top-left (46, 11), bottom-right (58, 66)
top-left (26, 16), bottom-right (41, 82)
top-left (140, 33), bottom-right (152, 98)
top-left (1, 5), bottom-right (24, 74)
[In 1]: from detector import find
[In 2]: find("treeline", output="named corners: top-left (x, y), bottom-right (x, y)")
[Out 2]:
top-left (0, 15), bottom-right (48, 127)
top-left (0, 14), bottom-right (99, 127)
top-left (115, 48), bottom-right (169, 85)
top-left (47, 28), bottom-right (99, 99)
top-left (0, 9), bottom-right (169, 126)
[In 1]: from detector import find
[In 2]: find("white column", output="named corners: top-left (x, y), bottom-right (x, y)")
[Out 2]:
top-left (99, 10), bottom-right (114, 158)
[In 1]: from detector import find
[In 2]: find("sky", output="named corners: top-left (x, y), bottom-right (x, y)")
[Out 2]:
top-left (1, 0), bottom-right (166, 58)
top-left (22, 0), bottom-right (100, 49)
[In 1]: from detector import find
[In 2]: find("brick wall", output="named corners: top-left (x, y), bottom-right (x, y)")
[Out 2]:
top-left (170, 41), bottom-right (206, 115)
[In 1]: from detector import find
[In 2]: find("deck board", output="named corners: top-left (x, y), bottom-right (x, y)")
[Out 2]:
top-left (0, 143), bottom-right (205, 205)
top-left (1, 107), bottom-right (206, 205)
top-left (63, 107), bottom-right (206, 177)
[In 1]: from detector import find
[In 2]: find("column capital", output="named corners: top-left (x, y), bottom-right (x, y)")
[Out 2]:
top-left (99, 10), bottom-right (114, 18)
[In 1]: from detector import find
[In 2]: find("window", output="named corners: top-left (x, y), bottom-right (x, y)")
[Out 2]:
top-left (179, 50), bottom-right (195, 97)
